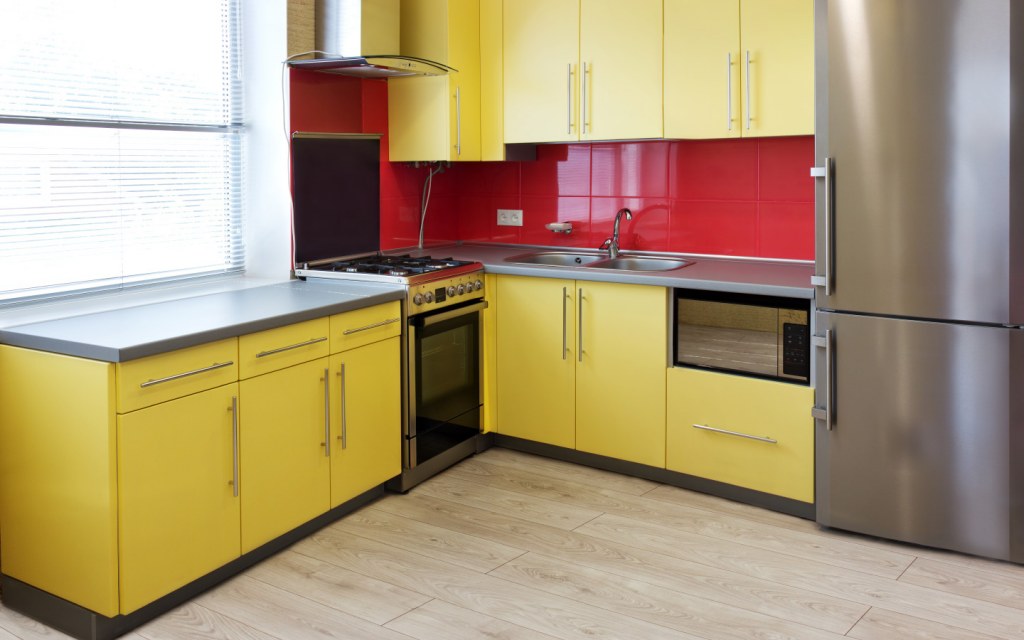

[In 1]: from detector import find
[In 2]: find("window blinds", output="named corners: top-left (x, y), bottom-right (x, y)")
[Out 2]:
top-left (0, 0), bottom-right (244, 302)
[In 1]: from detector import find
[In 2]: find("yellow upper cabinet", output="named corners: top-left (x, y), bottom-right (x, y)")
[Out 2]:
top-left (664, 0), bottom-right (813, 138)
top-left (504, 0), bottom-right (662, 144)
top-left (389, 0), bottom-right (481, 161)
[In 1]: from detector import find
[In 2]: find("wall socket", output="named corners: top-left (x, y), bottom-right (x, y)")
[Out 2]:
top-left (497, 209), bottom-right (524, 226)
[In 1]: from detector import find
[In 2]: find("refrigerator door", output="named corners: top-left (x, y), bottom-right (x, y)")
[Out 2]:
top-left (815, 311), bottom-right (1024, 561)
top-left (813, 0), bottom-right (1024, 324)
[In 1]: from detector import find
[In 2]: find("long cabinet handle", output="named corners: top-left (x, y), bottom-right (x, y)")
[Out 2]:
top-left (582, 62), bottom-right (589, 135)
top-left (561, 287), bottom-right (568, 360)
top-left (567, 63), bottom-right (574, 135)
top-left (726, 52), bottom-right (733, 131)
top-left (342, 317), bottom-right (400, 335)
top-left (140, 360), bottom-right (234, 388)
top-left (810, 157), bottom-right (834, 295)
top-left (323, 368), bottom-right (331, 457)
top-left (455, 85), bottom-right (462, 156)
top-left (340, 362), bottom-right (348, 449)
top-left (577, 288), bottom-right (584, 363)
top-left (255, 336), bottom-right (327, 358)
top-left (811, 330), bottom-right (835, 431)
top-left (692, 423), bottom-right (777, 444)
top-left (745, 50), bottom-right (752, 130)
top-left (230, 396), bottom-right (239, 497)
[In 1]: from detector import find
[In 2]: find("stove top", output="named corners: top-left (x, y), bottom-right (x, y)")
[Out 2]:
top-left (318, 254), bottom-right (476, 278)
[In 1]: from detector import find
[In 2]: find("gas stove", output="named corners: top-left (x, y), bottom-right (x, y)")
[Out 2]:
top-left (295, 253), bottom-right (485, 316)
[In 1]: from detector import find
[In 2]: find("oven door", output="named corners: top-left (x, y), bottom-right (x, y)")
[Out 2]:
top-left (406, 299), bottom-right (486, 469)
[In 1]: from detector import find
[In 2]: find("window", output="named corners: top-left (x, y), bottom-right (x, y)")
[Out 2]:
top-left (0, 0), bottom-right (245, 303)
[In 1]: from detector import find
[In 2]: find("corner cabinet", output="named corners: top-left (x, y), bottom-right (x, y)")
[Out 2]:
top-left (503, 0), bottom-right (663, 143)
top-left (664, 0), bottom-right (813, 138)
top-left (495, 276), bottom-right (667, 467)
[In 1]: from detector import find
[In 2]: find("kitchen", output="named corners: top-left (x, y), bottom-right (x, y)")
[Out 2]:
top-left (2, 0), bottom-right (1024, 638)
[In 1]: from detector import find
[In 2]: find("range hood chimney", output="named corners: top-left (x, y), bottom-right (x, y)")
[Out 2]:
top-left (288, 0), bottom-right (455, 78)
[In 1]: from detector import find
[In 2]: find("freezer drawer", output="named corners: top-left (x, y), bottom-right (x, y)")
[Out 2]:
top-left (815, 311), bottom-right (1024, 562)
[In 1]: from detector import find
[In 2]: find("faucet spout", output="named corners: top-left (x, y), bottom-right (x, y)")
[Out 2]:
top-left (602, 207), bottom-right (633, 259)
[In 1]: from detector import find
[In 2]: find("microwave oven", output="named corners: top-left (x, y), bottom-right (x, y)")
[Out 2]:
top-left (674, 289), bottom-right (810, 384)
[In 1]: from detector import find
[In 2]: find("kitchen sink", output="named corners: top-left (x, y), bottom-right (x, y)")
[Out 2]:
top-left (505, 251), bottom-right (607, 267)
top-left (588, 256), bottom-right (693, 271)
top-left (505, 251), bottom-right (693, 272)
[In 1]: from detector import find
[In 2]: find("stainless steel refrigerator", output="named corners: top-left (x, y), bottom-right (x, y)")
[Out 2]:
top-left (812, 0), bottom-right (1024, 562)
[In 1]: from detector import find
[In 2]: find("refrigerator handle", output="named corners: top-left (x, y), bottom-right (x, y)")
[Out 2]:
top-left (810, 158), bottom-right (834, 296)
top-left (811, 329), bottom-right (834, 431)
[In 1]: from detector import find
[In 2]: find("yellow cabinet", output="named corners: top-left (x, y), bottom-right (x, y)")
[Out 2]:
top-left (117, 383), bottom-right (240, 613)
top-left (503, 0), bottom-right (663, 143)
top-left (495, 276), bottom-right (667, 467)
top-left (666, 367), bottom-right (813, 502)
top-left (329, 336), bottom-right (401, 506)
top-left (389, 0), bottom-right (481, 161)
top-left (664, 0), bottom-right (813, 138)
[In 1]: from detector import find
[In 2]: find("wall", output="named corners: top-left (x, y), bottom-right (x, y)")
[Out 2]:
top-left (290, 72), bottom-right (814, 261)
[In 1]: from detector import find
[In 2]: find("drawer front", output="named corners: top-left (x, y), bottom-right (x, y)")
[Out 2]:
top-left (117, 338), bottom-right (238, 413)
top-left (330, 301), bottom-right (402, 353)
top-left (239, 317), bottom-right (331, 379)
top-left (666, 367), bottom-right (814, 503)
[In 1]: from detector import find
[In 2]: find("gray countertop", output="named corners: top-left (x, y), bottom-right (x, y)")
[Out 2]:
top-left (0, 280), bottom-right (405, 362)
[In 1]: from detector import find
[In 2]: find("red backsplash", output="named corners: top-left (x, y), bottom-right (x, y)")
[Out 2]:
top-left (290, 71), bottom-right (814, 260)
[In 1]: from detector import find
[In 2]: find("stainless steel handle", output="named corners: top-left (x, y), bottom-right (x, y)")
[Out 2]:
top-left (692, 423), bottom-right (777, 444)
top-left (582, 62), bottom-right (589, 135)
top-left (140, 361), bottom-right (234, 388)
top-left (745, 50), bottom-right (752, 130)
top-left (812, 330), bottom-right (834, 431)
top-left (255, 336), bottom-right (327, 358)
top-left (323, 368), bottom-right (331, 457)
top-left (421, 300), bottom-right (488, 327)
top-left (810, 157), bottom-right (834, 295)
top-left (455, 85), bottom-right (462, 156)
top-left (567, 63), bottom-right (573, 135)
top-left (340, 362), bottom-right (348, 450)
top-left (562, 286), bottom-right (568, 360)
top-left (342, 317), bottom-right (400, 335)
top-left (577, 288), bottom-right (584, 363)
top-left (230, 396), bottom-right (239, 497)
top-left (726, 52), bottom-right (733, 131)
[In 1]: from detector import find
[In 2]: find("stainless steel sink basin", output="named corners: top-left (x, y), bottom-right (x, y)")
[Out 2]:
top-left (588, 256), bottom-right (693, 271)
top-left (505, 251), bottom-right (606, 267)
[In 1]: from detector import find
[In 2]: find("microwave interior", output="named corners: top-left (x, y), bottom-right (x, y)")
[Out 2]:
top-left (675, 289), bottom-right (810, 384)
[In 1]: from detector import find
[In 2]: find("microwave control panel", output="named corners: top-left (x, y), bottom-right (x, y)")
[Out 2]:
top-left (781, 321), bottom-right (810, 379)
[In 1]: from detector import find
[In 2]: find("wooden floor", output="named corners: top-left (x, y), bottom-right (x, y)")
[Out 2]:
top-left (3, 448), bottom-right (1024, 639)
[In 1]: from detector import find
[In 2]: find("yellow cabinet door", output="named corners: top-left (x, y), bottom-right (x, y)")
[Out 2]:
top-left (329, 336), bottom-right (402, 506)
top-left (579, 0), bottom-right (663, 140)
top-left (239, 358), bottom-right (331, 552)
top-left (495, 275), bottom-right (576, 448)
top-left (118, 383), bottom-right (240, 614)
top-left (576, 282), bottom-right (668, 467)
top-left (666, 367), bottom-right (813, 502)
top-left (503, 0), bottom-right (580, 143)
top-left (740, 0), bottom-right (814, 137)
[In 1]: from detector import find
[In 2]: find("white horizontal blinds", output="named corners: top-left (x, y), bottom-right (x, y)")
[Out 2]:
top-left (0, 0), bottom-right (244, 302)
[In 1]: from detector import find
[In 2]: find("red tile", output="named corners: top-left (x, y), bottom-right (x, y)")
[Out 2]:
top-left (360, 79), bottom-right (389, 135)
top-left (758, 136), bottom-right (815, 202)
top-left (289, 69), bottom-right (362, 134)
top-left (521, 144), bottom-right (591, 197)
top-left (519, 196), bottom-right (592, 247)
top-left (757, 201), bottom-right (815, 260)
top-left (591, 142), bottom-right (670, 198)
top-left (668, 200), bottom-right (759, 256)
top-left (450, 162), bottom-right (521, 198)
top-left (455, 196), bottom-right (521, 243)
top-left (380, 161), bottom-right (424, 201)
top-left (590, 197), bottom-right (670, 252)
top-left (422, 194), bottom-right (458, 244)
top-left (379, 197), bottom-right (420, 250)
top-left (669, 139), bottom-right (758, 201)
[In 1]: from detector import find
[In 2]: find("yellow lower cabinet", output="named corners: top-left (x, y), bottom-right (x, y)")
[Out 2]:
top-left (666, 367), bottom-right (813, 502)
top-left (329, 336), bottom-right (402, 506)
top-left (239, 358), bottom-right (331, 552)
top-left (117, 383), bottom-right (240, 614)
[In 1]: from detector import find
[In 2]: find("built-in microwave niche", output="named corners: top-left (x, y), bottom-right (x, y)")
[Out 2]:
top-left (674, 289), bottom-right (810, 385)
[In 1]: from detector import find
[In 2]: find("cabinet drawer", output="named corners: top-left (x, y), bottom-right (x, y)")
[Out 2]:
top-left (330, 301), bottom-right (402, 353)
top-left (666, 367), bottom-right (813, 503)
top-left (239, 317), bottom-right (331, 379)
top-left (117, 339), bottom-right (238, 414)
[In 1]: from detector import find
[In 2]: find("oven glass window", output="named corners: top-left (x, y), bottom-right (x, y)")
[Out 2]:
top-left (415, 311), bottom-right (481, 429)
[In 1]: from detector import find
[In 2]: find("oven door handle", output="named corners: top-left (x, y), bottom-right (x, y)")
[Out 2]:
top-left (419, 300), bottom-right (489, 327)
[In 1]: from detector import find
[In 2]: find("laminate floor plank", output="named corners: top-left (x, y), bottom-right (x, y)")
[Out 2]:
top-left (0, 605), bottom-right (75, 640)
top-left (490, 551), bottom-right (849, 640)
top-left (475, 447), bottom-right (661, 496)
top-left (846, 607), bottom-right (1007, 640)
top-left (134, 602), bottom-right (280, 640)
top-left (244, 549), bottom-right (432, 624)
top-left (0, 625), bottom-right (21, 640)
top-left (292, 526), bottom-right (703, 640)
top-left (372, 490), bottom-right (867, 633)
top-left (384, 599), bottom-right (560, 640)
top-left (898, 556), bottom-right (1024, 611)
top-left (446, 459), bottom-right (914, 579)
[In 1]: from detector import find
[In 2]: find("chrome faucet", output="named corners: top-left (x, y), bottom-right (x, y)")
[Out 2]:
top-left (600, 207), bottom-right (633, 259)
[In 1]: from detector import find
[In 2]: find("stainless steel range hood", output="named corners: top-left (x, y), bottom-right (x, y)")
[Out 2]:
top-left (288, 0), bottom-right (455, 78)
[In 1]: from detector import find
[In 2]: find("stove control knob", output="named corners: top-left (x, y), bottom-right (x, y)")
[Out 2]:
top-left (413, 293), bottom-right (424, 305)
top-left (457, 284), bottom-right (466, 295)
top-left (424, 291), bottom-right (434, 303)
top-left (447, 286), bottom-right (457, 298)
top-left (473, 279), bottom-right (483, 291)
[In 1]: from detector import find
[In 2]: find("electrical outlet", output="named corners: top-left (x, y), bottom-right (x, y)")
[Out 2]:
top-left (497, 209), bottom-right (524, 227)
